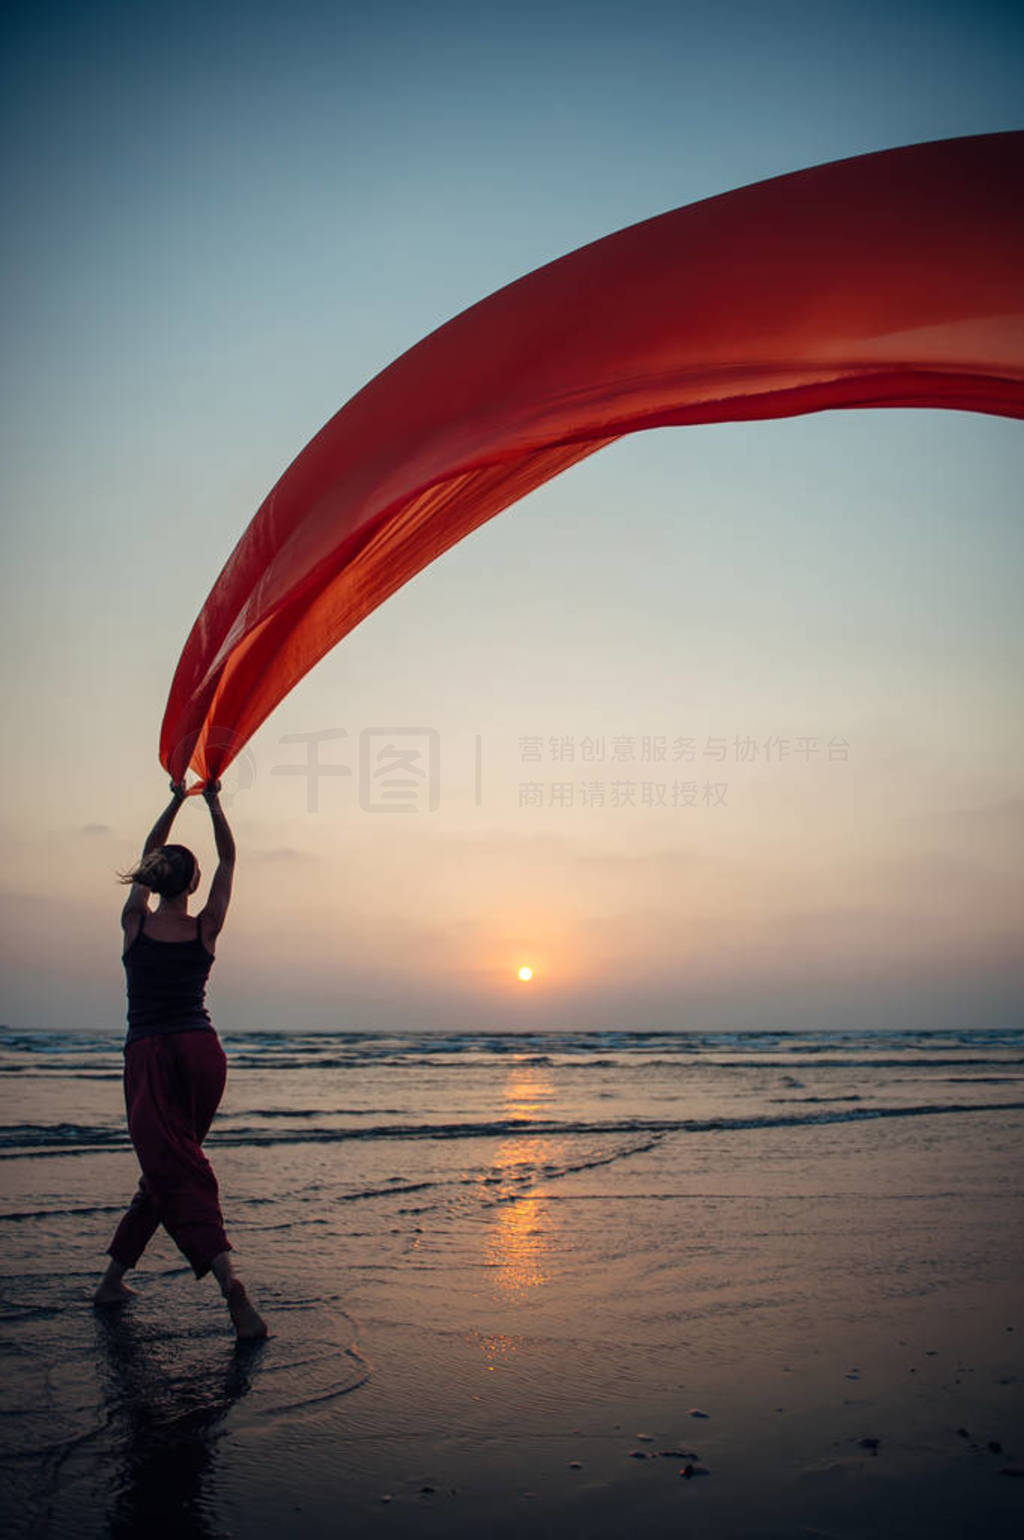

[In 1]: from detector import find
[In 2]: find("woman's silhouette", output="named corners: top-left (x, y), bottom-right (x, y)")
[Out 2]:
top-left (94, 780), bottom-right (267, 1339)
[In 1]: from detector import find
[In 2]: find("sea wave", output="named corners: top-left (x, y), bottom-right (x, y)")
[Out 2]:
top-left (3, 1099), bottom-right (1023, 1159)
top-left (3, 1025), bottom-right (1024, 1065)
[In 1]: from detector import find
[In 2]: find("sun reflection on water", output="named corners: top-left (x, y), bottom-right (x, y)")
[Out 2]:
top-left (483, 1063), bottom-right (566, 1298)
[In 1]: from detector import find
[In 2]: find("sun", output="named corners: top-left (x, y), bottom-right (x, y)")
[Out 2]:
top-left (517, 965), bottom-right (534, 982)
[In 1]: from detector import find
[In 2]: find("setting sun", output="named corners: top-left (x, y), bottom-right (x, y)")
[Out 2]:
top-left (517, 965), bottom-right (534, 982)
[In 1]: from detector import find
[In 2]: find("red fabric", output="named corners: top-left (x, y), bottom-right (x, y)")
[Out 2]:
top-left (107, 1032), bottom-right (231, 1278)
top-left (160, 132), bottom-right (1024, 788)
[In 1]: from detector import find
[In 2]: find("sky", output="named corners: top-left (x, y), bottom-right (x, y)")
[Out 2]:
top-left (1, 0), bottom-right (1022, 1036)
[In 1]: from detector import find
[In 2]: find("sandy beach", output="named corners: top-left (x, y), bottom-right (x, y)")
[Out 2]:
top-left (2, 1028), bottom-right (1023, 1537)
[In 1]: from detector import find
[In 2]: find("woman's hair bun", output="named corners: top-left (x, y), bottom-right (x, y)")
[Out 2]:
top-left (116, 844), bottom-right (196, 898)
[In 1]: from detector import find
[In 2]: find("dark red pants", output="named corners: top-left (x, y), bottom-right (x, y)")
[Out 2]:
top-left (107, 1030), bottom-right (231, 1279)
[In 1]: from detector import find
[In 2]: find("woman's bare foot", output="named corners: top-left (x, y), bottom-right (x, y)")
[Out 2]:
top-left (93, 1281), bottom-right (134, 1307)
top-left (225, 1278), bottom-right (268, 1340)
top-left (93, 1261), bottom-right (133, 1307)
top-left (210, 1250), bottom-right (267, 1339)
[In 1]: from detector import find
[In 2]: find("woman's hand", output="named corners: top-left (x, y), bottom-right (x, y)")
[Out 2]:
top-left (170, 780), bottom-right (187, 801)
top-left (202, 780), bottom-right (222, 802)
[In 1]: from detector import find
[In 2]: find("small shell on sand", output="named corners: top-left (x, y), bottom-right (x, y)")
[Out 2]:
top-left (688, 1408), bottom-right (710, 1418)
top-left (569, 1461), bottom-right (583, 1470)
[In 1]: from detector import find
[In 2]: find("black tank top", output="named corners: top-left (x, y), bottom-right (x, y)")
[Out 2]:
top-left (122, 915), bottom-right (215, 1043)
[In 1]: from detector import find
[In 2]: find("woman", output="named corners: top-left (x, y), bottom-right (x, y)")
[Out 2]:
top-left (93, 779), bottom-right (267, 1340)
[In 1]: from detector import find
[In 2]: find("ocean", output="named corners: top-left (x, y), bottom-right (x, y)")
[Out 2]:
top-left (6, 1024), bottom-right (1024, 1164)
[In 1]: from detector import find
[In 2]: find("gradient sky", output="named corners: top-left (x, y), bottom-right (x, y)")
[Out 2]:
top-left (1, 0), bottom-right (1022, 1036)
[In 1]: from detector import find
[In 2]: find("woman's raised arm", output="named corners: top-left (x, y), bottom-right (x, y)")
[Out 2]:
top-left (141, 782), bottom-right (187, 856)
top-left (119, 783), bottom-right (187, 924)
top-left (199, 782), bottom-right (235, 942)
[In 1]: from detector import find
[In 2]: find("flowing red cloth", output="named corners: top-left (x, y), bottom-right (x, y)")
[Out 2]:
top-left (161, 132), bottom-right (1024, 788)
